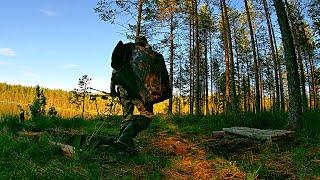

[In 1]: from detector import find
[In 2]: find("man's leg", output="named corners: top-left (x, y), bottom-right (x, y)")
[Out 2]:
top-left (118, 86), bottom-right (134, 136)
top-left (120, 99), bottom-right (134, 136)
top-left (117, 99), bottom-right (153, 154)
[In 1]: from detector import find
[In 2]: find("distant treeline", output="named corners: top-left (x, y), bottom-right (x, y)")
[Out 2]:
top-left (0, 82), bottom-right (175, 118)
top-left (0, 82), bottom-right (116, 117)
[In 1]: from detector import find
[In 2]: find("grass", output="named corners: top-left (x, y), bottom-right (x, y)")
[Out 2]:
top-left (0, 111), bottom-right (319, 179)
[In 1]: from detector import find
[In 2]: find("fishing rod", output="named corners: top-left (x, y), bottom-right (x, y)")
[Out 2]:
top-left (89, 87), bottom-right (110, 95)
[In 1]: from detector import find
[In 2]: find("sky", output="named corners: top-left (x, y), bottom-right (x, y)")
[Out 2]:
top-left (0, 0), bottom-right (282, 93)
top-left (0, 0), bottom-right (128, 92)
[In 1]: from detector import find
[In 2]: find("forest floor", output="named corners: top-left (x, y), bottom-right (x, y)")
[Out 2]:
top-left (0, 111), bottom-right (320, 179)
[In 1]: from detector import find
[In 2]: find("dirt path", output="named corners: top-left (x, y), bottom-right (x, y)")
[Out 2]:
top-left (144, 131), bottom-right (247, 179)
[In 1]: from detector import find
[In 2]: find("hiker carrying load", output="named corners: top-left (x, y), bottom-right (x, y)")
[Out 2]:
top-left (110, 36), bottom-right (171, 154)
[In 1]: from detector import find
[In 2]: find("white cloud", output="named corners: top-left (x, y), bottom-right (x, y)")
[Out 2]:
top-left (0, 48), bottom-right (16, 57)
top-left (59, 64), bottom-right (80, 70)
top-left (40, 9), bottom-right (57, 16)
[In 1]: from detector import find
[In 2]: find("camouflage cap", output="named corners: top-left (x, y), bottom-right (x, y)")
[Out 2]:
top-left (135, 36), bottom-right (148, 46)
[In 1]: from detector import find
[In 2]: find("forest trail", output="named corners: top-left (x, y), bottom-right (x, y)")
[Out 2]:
top-left (143, 130), bottom-right (247, 179)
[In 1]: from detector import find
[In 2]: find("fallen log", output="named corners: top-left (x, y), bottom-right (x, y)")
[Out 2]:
top-left (222, 127), bottom-right (294, 142)
top-left (18, 131), bottom-right (43, 138)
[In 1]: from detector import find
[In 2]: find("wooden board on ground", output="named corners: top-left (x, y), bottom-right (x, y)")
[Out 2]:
top-left (222, 127), bottom-right (294, 142)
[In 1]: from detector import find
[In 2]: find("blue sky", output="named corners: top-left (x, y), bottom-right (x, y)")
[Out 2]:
top-left (0, 0), bottom-right (282, 93)
top-left (0, 0), bottom-right (128, 92)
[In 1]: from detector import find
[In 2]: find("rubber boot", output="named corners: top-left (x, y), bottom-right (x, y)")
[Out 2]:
top-left (116, 116), bottom-right (151, 155)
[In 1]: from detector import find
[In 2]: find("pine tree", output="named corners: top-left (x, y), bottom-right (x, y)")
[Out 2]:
top-left (273, 0), bottom-right (302, 129)
top-left (244, 0), bottom-right (260, 112)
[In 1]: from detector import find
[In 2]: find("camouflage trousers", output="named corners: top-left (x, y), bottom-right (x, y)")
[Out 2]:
top-left (117, 86), bottom-right (153, 132)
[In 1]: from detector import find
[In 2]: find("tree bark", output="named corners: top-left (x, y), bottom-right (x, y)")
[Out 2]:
top-left (194, 0), bottom-right (201, 115)
top-left (136, 0), bottom-right (144, 37)
top-left (284, 0), bottom-right (308, 111)
top-left (273, 0), bottom-right (302, 129)
top-left (220, 0), bottom-right (230, 113)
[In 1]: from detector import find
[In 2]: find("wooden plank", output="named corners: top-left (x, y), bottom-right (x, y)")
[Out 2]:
top-left (222, 127), bottom-right (294, 141)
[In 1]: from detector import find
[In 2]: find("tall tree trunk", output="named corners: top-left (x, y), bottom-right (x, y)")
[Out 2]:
top-left (205, 33), bottom-right (209, 115)
top-left (243, 75), bottom-right (247, 111)
top-left (244, 0), bottom-right (261, 112)
top-left (136, 0), bottom-right (144, 37)
top-left (210, 32), bottom-right (214, 115)
top-left (309, 53), bottom-right (317, 108)
top-left (194, 0), bottom-right (201, 115)
top-left (234, 29), bottom-right (241, 99)
top-left (255, 34), bottom-right (263, 111)
top-left (303, 50), bottom-right (312, 109)
top-left (168, 12), bottom-right (174, 114)
top-left (247, 72), bottom-right (251, 111)
top-left (270, 17), bottom-right (285, 110)
top-left (223, 0), bottom-right (238, 113)
top-left (245, 55), bottom-right (251, 112)
top-left (263, 0), bottom-right (280, 111)
top-left (178, 56), bottom-right (182, 114)
top-left (189, 14), bottom-right (194, 115)
top-left (284, 0), bottom-right (308, 111)
top-left (220, 0), bottom-right (230, 112)
top-left (192, 14), bottom-right (196, 114)
top-left (273, 0), bottom-right (302, 129)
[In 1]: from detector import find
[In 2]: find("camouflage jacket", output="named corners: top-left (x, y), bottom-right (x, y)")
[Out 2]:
top-left (111, 42), bottom-right (171, 104)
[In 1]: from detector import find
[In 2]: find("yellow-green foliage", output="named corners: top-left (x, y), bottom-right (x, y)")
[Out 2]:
top-left (0, 83), bottom-right (173, 117)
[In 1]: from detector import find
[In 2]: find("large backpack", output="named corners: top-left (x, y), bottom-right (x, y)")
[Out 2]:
top-left (111, 42), bottom-right (171, 104)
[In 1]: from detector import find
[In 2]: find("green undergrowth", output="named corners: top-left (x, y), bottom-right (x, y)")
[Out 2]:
top-left (152, 111), bottom-right (320, 178)
top-left (0, 115), bottom-right (169, 179)
top-left (0, 111), bottom-right (319, 179)
top-left (170, 111), bottom-right (289, 136)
